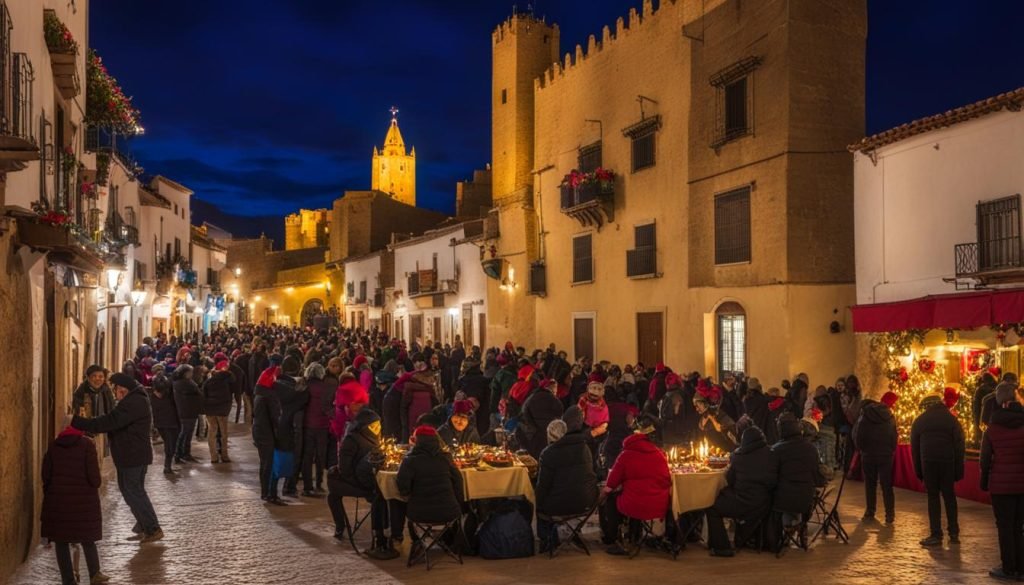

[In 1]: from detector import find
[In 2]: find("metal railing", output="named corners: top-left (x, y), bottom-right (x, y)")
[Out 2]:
top-left (626, 246), bottom-right (656, 277)
top-left (105, 210), bottom-right (139, 246)
top-left (560, 181), bottom-right (614, 210)
top-left (84, 125), bottom-right (141, 176)
top-left (955, 238), bottom-right (1024, 278)
top-left (4, 52), bottom-right (35, 143)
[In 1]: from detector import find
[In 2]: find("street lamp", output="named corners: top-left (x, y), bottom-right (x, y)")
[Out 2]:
top-left (234, 266), bottom-right (242, 277)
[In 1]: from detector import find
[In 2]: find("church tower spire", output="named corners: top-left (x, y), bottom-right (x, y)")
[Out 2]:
top-left (372, 107), bottom-right (417, 207)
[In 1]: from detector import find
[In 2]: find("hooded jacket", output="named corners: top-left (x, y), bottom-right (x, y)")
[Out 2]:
top-left (771, 420), bottom-right (824, 515)
top-left (273, 373), bottom-right (308, 451)
top-left (396, 434), bottom-right (465, 524)
top-left (72, 384), bottom-right (154, 469)
top-left (41, 428), bottom-right (102, 543)
top-left (981, 402), bottom-right (1024, 494)
top-left (852, 400), bottom-right (897, 460)
top-left (148, 373), bottom-right (179, 429)
top-left (252, 383), bottom-right (281, 447)
top-left (457, 364), bottom-right (491, 434)
top-left (606, 433), bottom-right (671, 521)
top-left (911, 399), bottom-right (966, 479)
top-left (202, 369), bottom-right (235, 417)
top-left (172, 365), bottom-right (203, 420)
top-left (331, 409), bottom-right (382, 497)
top-left (536, 430), bottom-right (598, 517)
top-left (517, 388), bottom-right (564, 459)
top-left (720, 429), bottom-right (778, 511)
top-left (742, 388), bottom-right (770, 437)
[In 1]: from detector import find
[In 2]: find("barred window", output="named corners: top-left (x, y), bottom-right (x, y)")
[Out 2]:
top-left (579, 142), bottom-right (602, 174)
top-left (631, 129), bottom-right (655, 172)
top-left (717, 302), bottom-right (746, 379)
top-left (572, 234), bottom-right (593, 284)
top-left (714, 187), bottom-right (751, 265)
top-left (724, 77), bottom-right (748, 137)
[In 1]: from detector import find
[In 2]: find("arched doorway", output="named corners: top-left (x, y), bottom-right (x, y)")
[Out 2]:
top-left (716, 301), bottom-right (746, 380)
top-left (301, 298), bottom-right (324, 328)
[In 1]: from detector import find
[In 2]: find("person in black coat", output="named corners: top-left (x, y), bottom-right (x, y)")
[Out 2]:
top-left (396, 425), bottom-right (465, 535)
top-left (973, 372), bottom-right (998, 443)
top-left (71, 373), bottom-right (163, 542)
top-left (536, 418), bottom-right (598, 551)
top-left (252, 380), bottom-right (281, 501)
top-left (517, 379), bottom-right (565, 459)
top-left (437, 400), bottom-right (482, 449)
top-left (660, 373), bottom-right (699, 446)
top-left (853, 394), bottom-right (898, 523)
top-left (172, 364), bottom-right (202, 463)
top-left (202, 365), bottom-right (236, 463)
top-left (229, 357), bottom-right (247, 424)
top-left (742, 378), bottom-right (770, 436)
top-left (271, 357), bottom-right (309, 500)
top-left (771, 415), bottom-right (825, 518)
top-left (704, 427), bottom-right (779, 556)
top-left (327, 409), bottom-right (398, 560)
top-left (148, 364), bottom-right (179, 474)
top-left (457, 361), bottom-right (491, 435)
top-left (912, 393), bottom-right (966, 547)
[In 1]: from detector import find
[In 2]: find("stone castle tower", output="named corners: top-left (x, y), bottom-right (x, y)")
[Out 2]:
top-left (487, 12), bottom-right (559, 344)
top-left (371, 110), bottom-right (417, 207)
top-left (284, 208), bottom-right (330, 250)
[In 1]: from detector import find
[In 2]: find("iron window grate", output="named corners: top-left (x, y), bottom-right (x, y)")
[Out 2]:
top-left (714, 187), bottom-right (751, 265)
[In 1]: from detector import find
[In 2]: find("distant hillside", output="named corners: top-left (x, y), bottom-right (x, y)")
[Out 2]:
top-left (191, 198), bottom-right (284, 245)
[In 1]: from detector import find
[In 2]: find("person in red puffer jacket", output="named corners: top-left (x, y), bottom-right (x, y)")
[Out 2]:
top-left (600, 413), bottom-right (671, 555)
top-left (981, 382), bottom-right (1024, 581)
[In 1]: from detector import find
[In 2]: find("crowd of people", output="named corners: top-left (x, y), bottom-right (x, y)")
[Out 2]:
top-left (38, 323), bottom-right (1024, 583)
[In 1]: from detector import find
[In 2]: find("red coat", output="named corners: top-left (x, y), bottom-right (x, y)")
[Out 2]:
top-left (41, 429), bottom-right (102, 543)
top-left (606, 433), bottom-right (671, 521)
top-left (981, 405), bottom-right (1024, 495)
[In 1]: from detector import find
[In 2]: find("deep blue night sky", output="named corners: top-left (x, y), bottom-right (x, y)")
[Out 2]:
top-left (89, 0), bottom-right (1024, 236)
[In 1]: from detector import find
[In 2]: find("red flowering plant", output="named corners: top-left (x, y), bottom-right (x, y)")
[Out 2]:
top-left (593, 167), bottom-right (615, 185)
top-left (85, 49), bottom-right (141, 135)
top-left (560, 170), bottom-right (585, 189)
top-left (43, 11), bottom-right (79, 55)
top-left (918, 358), bottom-right (936, 374)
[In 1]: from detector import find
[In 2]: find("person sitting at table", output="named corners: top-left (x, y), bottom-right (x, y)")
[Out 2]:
top-left (438, 400), bottom-right (481, 449)
top-left (326, 409), bottom-right (399, 560)
top-left (600, 413), bottom-right (672, 555)
top-left (396, 425), bottom-right (466, 558)
top-left (536, 416), bottom-right (600, 553)
top-left (695, 394), bottom-right (739, 452)
top-left (770, 414), bottom-right (825, 549)
top-left (518, 378), bottom-right (565, 459)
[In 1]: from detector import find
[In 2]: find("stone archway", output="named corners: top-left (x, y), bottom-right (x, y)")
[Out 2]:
top-left (300, 298), bottom-right (324, 328)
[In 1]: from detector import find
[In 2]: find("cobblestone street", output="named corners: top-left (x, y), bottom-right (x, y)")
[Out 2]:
top-left (8, 417), bottom-right (1002, 585)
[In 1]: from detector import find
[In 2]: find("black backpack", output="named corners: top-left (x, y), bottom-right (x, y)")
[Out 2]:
top-left (477, 500), bottom-right (535, 559)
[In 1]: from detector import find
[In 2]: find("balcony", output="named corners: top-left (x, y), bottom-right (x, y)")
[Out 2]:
top-left (85, 126), bottom-right (143, 179)
top-left (626, 246), bottom-right (657, 278)
top-left (955, 239), bottom-right (1024, 286)
top-left (373, 289), bottom-right (386, 308)
top-left (43, 10), bottom-right (79, 99)
top-left (407, 269), bottom-right (437, 297)
top-left (559, 180), bottom-right (615, 229)
top-left (15, 216), bottom-right (103, 272)
top-left (0, 51), bottom-right (39, 172)
top-left (105, 211), bottom-right (140, 247)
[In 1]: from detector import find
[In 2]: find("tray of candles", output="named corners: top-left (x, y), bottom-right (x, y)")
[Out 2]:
top-left (707, 455), bottom-right (730, 470)
top-left (481, 451), bottom-right (516, 468)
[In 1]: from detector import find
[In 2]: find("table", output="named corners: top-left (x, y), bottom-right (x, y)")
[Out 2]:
top-left (848, 444), bottom-right (990, 505)
top-left (670, 470), bottom-right (729, 516)
top-left (377, 464), bottom-right (535, 504)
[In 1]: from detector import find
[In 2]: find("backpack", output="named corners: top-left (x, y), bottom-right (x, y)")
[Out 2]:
top-left (477, 500), bottom-right (535, 559)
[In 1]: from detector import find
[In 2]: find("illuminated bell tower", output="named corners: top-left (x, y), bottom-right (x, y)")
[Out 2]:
top-left (371, 107), bottom-right (417, 207)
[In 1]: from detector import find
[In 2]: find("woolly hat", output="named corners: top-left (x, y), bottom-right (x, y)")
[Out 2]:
top-left (587, 371), bottom-right (605, 384)
top-left (740, 426), bottom-right (766, 450)
top-left (666, 373), bottom-right (683, 389)
top-left (562, 405), bottom-right (584, 433)
top-left (304, 362), bottom-right (326, 381)
top-left (108, 372), bottom-right (137, 390)
top-left (215, 360), bottom-right (230, 371)
top-left (778, 415), bottom-right (802, 439)
top-left (352, 355), bottom-right (368, 370)
top-left (452, 400), bottom-right (474, 417)
top-left (996, 381), bottom-right (1018, 406)
top-left (413, 425), bottom-right (437, 438)
top-left (214, 352), bottom-right (228, 362)
top-left (587, 381), bottom-right (606, 398)
top-left (880, 391), bottom-right (899, 408)
top-left (655, 362), bottom-right (666, 373)
top-left (547, 419), bottom-right (568, 444)
top-left (943, 387), bottom-right (960, 409)
top-left (919, 394), bottom-right (944, 409)
top-left (281, 355), bottom-right (301, 376)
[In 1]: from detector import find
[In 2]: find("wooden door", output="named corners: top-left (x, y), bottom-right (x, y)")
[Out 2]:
top-left (410, 314), bottom-right (423, 344)
top-left (573, 316), bottom-right (595, 362)
top-left (478, 313), bottom-right (487, 350)
top-left (636, 311), bottom-right (664, 366)
top-left (432, 317), bottom-right (442, 345)
top-left (462, 305), bottom-right (473, 346)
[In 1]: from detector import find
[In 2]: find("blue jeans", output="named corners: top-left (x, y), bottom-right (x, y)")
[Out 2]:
top-left (116, 465), bottom-right (159, 534)
top-left (176, 418), bottom-right (197, 458)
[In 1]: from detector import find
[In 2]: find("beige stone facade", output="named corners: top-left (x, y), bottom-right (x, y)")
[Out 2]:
top-left (284, 208), bottom-right (330, 251)
top-left (486, 0), bottom-right (864, 385)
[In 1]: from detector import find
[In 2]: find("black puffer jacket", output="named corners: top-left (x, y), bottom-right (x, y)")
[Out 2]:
top-left (517, 389), bottom-right (564, 459)
top-left (172, 365), bottom-right (203, 419)
top-left (202, 370), bottom-right (235, 417)
top-left (273, 374), bottom-right (309, 451)
top-left (536, 431), bottom-right (598, 516)
top-left (722, 429), bottom-right (779, 510)
top-left (852, 400), bottom-right (897, 460)
top-left (396, 434), bottom-right (464, 524)
top-left (252, 384), bottom-right (281, 447)
top-left (772, 423), bottom-right (824, 515)
top-left (911, 400), bottom-right (966, 479)
top-left (743, 389), bottom-right (770, 436)
top-left (457, 366), bottom-right (491, 434)
top-left (381, 387), bottom-right (403, 440)
top-left (331, 409), bottom-right (381, 498)
top-left (149, 374), bottom-right (179, 429)
top-left (72, 385), bottom-right (154, 468)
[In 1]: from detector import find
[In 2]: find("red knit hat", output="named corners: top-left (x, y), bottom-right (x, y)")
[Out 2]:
top-left (655, 362), bottom-right (666, 373)
top-left (214, 352), bottom-right (228, 362)
top-left (353, 355), bottom-right (368, 370)
top-left (943, 387), bottom-right (960, 409)
top-left (413, 425), bottom-right (437, 437)
top-left (215, 360), bottom-right (229, 371)
top-left (452, 400), bottom-right (474, 417)
top-left (880, 391), bottom-right (899, 408)
top-left (666, 373), bottom-right (682, 388)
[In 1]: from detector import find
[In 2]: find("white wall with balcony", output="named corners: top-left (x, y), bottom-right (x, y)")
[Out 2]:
top-left (854, 108), bottom-right (1024, 306)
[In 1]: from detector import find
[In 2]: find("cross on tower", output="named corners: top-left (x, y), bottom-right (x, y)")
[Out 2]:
top-left (389, 106), bottom-right (399, 121)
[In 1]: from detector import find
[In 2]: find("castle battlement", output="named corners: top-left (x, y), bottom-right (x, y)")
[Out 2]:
top-left (535, 0), bottom-right (698, 92)
top-left (492, 12), bottom-right (558, 46)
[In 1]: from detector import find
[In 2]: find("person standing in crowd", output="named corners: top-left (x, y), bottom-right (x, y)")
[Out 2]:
top-left (41, 418), bottom-right (109, 585)
top-left (271, 356), bottom-right (308, 501)
top-left (148, 363), bottom-right (180, 475)
top-left (854, 391), bottom-right (898, 524)
top-left (172, 364), bottom-right (202, 464)
top-left (911, 392), bottom-right (966, 547)
top-left (202, 358), bottom-right (235, 463)
top-left (71, 373), bottom-right (163, 543)
top-left (981, 381), bottom-right (1024, 581)
top-left (301, 362), bottom-right (331, 496)
top-left (973, 371), bottom-right (998, 443)
top-left (253, 360), bottom-right (282, 503)
top-left (519, 378), bottom-right (565, 459)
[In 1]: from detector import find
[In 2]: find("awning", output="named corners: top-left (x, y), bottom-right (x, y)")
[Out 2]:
top-left (851, 288), bottom-right (1024, 333)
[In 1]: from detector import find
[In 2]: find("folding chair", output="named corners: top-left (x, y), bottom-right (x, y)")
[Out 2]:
top-left (775, 511), bottom-right (808, 558)
top-left (407, 518), bottom-right (463, 570)
top-left (337, 496), bottom-right (374, 554)
top-left (540, 501), bottom-right (600, 558)
top-left (811, 472), bottom-right (849, 544)
top-left (623, 517), bottom-right (679, 560)
top-left (734, 512), bottom-right (768, 553)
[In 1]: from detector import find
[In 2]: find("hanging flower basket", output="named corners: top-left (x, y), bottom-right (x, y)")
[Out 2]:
top-left (43, 10), bottom-right (79, 55)
top-left (85, 49), bottom-right (141, 135)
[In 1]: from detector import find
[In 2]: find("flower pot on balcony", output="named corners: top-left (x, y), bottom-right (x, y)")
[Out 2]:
top-left (16, 219), bottom-right (73, 249)
top-left (49, 51), bottom-right (81, 99)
